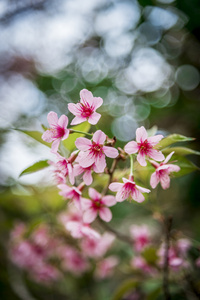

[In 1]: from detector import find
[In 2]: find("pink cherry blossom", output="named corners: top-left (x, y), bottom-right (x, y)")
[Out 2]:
top-left (66, 220), bottom-right (100, 240)
top-left (68, 89), bottom-right (103, 125)
top-left (150, 151), bottom-right (180, 190)
top-left (95, 256), bottom-right (119, 279)
top-left (131, 256), bottom-right (154, 274)
top-left (42, 111), bottom-right (70, 153)
top-left (50, 153), bottom-right (75, 185)
top-left (81, 232), bottom-right (115, 258)
top-left (130, 225), bottom-right (151, 252)
top-left (158, 243), bottom-right (186, 271)
top-left (124, 126), bottom-right (164, 166)
top-left (81, 188), bottom-right (116, 223)
top-left (58, 183), bottom-right (85, 209)
top-left (75, 130), bottom-right (119, 173)
top-left (109, 176), bottom-right (150, 203)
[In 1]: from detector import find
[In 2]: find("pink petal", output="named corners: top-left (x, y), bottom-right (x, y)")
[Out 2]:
top-left (80, 89), bottom-right (94, 106)
top-left (95, 154), bottom-right (106, 172)
top-left (73, 164), bottom-right (84, 176)
top-left (68, 164), bottom-right (75, 185)
top-left (136, 185), bottom-right (151, 193)
top-left (75, 137), bottom-right (91, 151)
top-left (164, 151), bottom-right (175, 164)
top-left (124, 141), bottom-right (138, 154)
top-left (58, 115), bottom-right (68, 128)
top-left (62, 129), bottom-right (70, 140)
top-left (167, 164), bottom-right (180, 173)
top-left (116, 187), bottom-right (130, 202)
top-left (109, 182), bottom-right (123, 192)
top-left (137, 152), bottom-right (147, 166)
top-left (92, 97), bottom-right (103, 109)
top-left (78, 152), bottom-right (95, 168)
top-left (81, 198), bottom-right (92, 210)
top-left (103, 146), bottom-right (119, 158)
top-left (150, 172), bottom-right (159, 189)
top-left (89, 188), bottom-right (101, 200)
top-left (47, 111), bottom-right (58, 127)
top-left (71, 116), bottom-right (87, 125)
top-left (51, 139), bottom-right (60, 153)
top-left (148, 149), bottom-right (165, 162)
top-left (99, 207), bottom-right (112, 222)
top-left (88, 112), bottom-right (101, 125)
top-left (147, 135), bottom-right (163, 146)
top-left (136, 126), bottom-right (148, 143)
top-left (42, 130), bottom-right (53, 142)
top-left (93, 130), bottom-right (106, 144)
top-left (83, 170), bottom-right (93, 186)
top-left (160, 174), bottom-right (170, 190)
top-left (102, 195), bottom-right (116, 207)
top-left (83, 208), bottom-right (97, 223)
top-left (68, 103), bottom-right (81, 115)
top-left (132, 189), bottom-right (145, 203)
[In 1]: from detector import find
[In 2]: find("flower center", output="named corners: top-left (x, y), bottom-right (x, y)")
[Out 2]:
top-left (90, 142), bottom-right (103, 157)
top-left (138, 140), bottom-right (152, 154)
top-left (92, 198), bottom-right (103, 210)
top-left (80, 104), bottom-right (93, 118)
top-left (51, 126), bottom-right (65, 138)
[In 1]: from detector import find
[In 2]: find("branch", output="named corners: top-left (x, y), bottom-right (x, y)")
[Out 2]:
top-left (98, 218), bottom-right (132, 245)
top-left (163, 216), bottom-right (173, 300)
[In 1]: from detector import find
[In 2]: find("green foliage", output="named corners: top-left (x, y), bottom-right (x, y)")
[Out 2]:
top-left (112, 279), bottom-right (139, 300)
top-left (19, 160), bottom-right (49, 177)
top-left (155, 134), bottom-right (195, 150)
top-left (162, 147), bottom-right (200, 156)
top-left (62, 122), bottom-right (91, 151)
top-left (15, 129), bottom-right (51, 148)
top-left (142, 247), bottom-right (158, 265)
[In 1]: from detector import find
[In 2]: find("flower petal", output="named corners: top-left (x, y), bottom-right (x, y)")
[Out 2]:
top-left (68, 103), bottom-right (81, 115)
top-left (51, 139), bottom-right (60, 153)
top-left (167, 164), bottom-right (180, 173)
top-left (109, 182), bottom-right (123, 192)
top-left (136, 126), bottom-right (148, 143)
top-left (103, 146), bottom-right (119, 158)
top-left (160, 174), bottom-right (170, 190)
top-left (137, 152), bottom-right (147, 166)
top-left (93, 130), bottom-right (106, 144)
top-left (147, 135), bottom-right (163, 146)
top-left (83, 208), bottom-right (97, 223)
top-left (148, 149), bottom-right (165, 162)
top-left (78, 152), bottom-right (95, 168)
top-left (99, 207), bottom-right (112, 222)
top-left (47, 111), bottom-right (58, 127)
top-left (124, 141), bottom-right (138, 154)
top-left (150, 172), bottom-right (159, 189)
top-left (42, 130), bottom-right (53, 142)
top-left (102, 195), bottom-right (116, 207)
top-left (89, 188), bottom-right (101, 200)
top-left (71, 116), bottom-right (87, 125)
top-left (136, 185), bottom-right (151, 193)
top-left (80, 89), bottom-right (94, 106)
top-left (75, 137), bottom-right (91, 151)
top-left (58, 115), bottom-right (68, 128)
top-left (88, 112), bottom-right (101, 125)
top-left (81, 198), bottom-right (92, 210)
top-left (95, 154), bottom-right (106, 172)
top-left (116, 186), bottom-right (130, 202)
top-left (132, 189), bottom-right (145, 203)
top-left (164, 151), bottom-right (175, 164)
top-left (83, 169), bottom-right (93, 186)
top-left (93, 97), bottom-right (103, 109)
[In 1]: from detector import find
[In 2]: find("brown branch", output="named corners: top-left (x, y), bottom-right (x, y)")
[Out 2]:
top-left (98, 218), bottom-right (132, 245)
top-left (163, 216), bottom-right (173, 300)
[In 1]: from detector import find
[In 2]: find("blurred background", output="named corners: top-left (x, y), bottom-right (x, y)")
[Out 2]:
top-left (0, 0), bottom-right (200, 299)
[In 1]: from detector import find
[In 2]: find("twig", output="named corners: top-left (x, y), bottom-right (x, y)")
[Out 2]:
top-left (98, 218), bottom-right (132, 245)
top-left (163, 216), bottom-right (173, 300)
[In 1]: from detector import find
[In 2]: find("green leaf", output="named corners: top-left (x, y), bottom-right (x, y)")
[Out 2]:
top-left (162, 147), bottom-right (200, 156)
top-left (62, 122), bottom-right (91, 151)
top-left (19, 160), bottom-right (49, 177)
top-left (15, 129), bottom-right (51, 148)
top-left (155, 134), bottom-right (195, 150)
top-left (142, 247), bottom-right (158, 265)
top-left (147, 126), bottom-right (158, 137)
top-left (112, 279), bottom-right (139, 300)
top-left (173, 155), bottom-right (199, 177)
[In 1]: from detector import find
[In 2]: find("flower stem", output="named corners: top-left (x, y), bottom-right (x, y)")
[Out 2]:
top-left (70, 129), bottom-right (93, 137)
top-left (130, 154), bottom-right (135, 176)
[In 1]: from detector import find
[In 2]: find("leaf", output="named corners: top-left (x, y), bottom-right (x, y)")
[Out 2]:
top-left (112, 279), bottom-right (139, 300)
top-left (19, 160), bottom-right (49, 177)
top-left (147, 126), bottom-right (158, 137)
top-left (155, 134), bottom-right (195, 150)
top-left (62, 122), bottom-right (91, 151)
top-left (142, 247), bottom-right (158, 265)
top-left (15, 129), bottom-right (51, 148)
top-left (162, 147), bottom-right (200, 156)
top-left (172, 155), bottom-right (199, 177)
